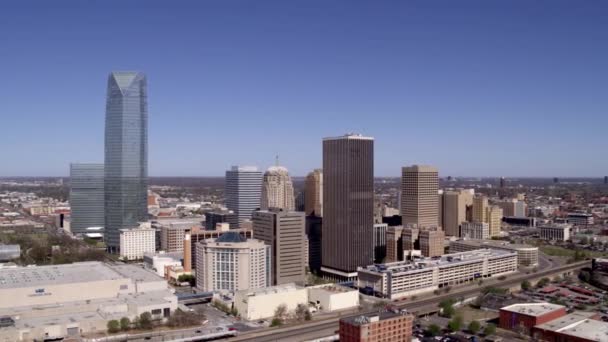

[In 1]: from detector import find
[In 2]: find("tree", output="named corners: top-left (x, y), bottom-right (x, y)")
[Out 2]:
top-left (536, 277), bottom-right (550, 288)
top-left (439, 299), bottom-right (456, 318)
top-left (580, 270), bottom-right (591, 283)
top-left (138, 312), bottom-right (152, 330)
top-left (295, 304), bottom-right (311, 321)
top-left (107, 320), bottom-right (120, 333)
top-left (427, 324), bottom-right (441, 337)
top-left (448, 316), bottom-right (463, 332)
top-left (272, 304), bottom-right (287, 325)
top-left (270, 318), bottom-right (282, 327)
top-left (521, 280), bottom-right (531, 291)
top-left (119, 317), bottom-right (130, 331)
top-left (177, 274), bottom-right (195, 286)
top-left (484, 323), bottom-right (496, 336)
top-left (468, 320), bottom-right (481, 334)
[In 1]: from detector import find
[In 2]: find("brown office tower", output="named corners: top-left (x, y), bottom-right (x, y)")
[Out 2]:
top-left (442, 189), bottom-right (473, 237)
top-left (419, 229), bottom-right (444, 257)
top-left (401, 165), bottom-right (439, 228)
top-left (322, 134), bottom-right (374, 281)
top-left (252, 209), bottom-right (306, 285)
top-left (305, 169), bottom-right (323, 217)
top-left (183, 234), bottom-right (192, 273)
top-left (385, 226), bottom-right (404, 262)
top-left (340, 310), bottom-right (414, 342)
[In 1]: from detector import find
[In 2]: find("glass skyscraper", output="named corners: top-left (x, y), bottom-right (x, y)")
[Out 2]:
top-left (70, 163), bottom-right (105, 235)
top-left (104, 71), bottom-right (148, 251)
top-left (225, 166), bottom-right (263, 228)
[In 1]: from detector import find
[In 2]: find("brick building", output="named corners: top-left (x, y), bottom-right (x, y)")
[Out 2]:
top-left (499, 303), bottom-right (566, 335)
top-left (339, 309), bottom-right (413, 342)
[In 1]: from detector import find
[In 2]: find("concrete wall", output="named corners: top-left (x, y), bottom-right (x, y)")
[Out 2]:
top-left (235, 287), bottom-right (308, 321)
top-left (308, 286), bottom-right (359, 312)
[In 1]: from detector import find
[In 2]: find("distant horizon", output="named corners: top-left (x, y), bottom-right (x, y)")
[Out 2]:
top-left (1, 175), bottom-right (606, 180)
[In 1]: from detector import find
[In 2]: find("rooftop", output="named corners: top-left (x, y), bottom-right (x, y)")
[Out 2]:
top-left (237, 283), bottom-right (302, 297)
top-left (360, 249), bottom-right (516, 275)
top-left (452, 239), bottom-right (537, 251)
top-left (341, 310), bottom-right (411, 326)
top-left (535, 312), bottom-right (608, 341)
top-left (323, 133), bottom-right (374, 141)
top-left (0, 262), bottom-right (162, 289)
top-left (500, 303), bottom-right (565, 317)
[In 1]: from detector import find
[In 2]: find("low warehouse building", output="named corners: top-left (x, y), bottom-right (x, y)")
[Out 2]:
top-left (234, 283), bottom-right (308, 321)
top-left (499, 303), bottom-right (566, 335)
top-left (308, 284), bottom-right (359, 312)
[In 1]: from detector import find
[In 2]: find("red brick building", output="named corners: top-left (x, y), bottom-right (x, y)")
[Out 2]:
top-left (499, 303), bottom-right (566, 335)
top-left (340, 309), bottom-right (414, 342)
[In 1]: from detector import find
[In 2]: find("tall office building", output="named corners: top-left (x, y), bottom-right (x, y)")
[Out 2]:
top-left (252, 209), bottom-right (305, 285)
top-left (472, 195), bottom-right (488, 223)
top-left (70, 163), bottom-right (105, 235)
top-left (260, 165), bottom-right (295, 211)
top-left (322, 134), bottom-right (374, 280)
top-left (419, 229), bottom-right (445, 257)
top-left (373, 223), bottom-right (388, 263)
top-left (401, 165), bottom-right (439, 228)
top-left (442, 189), bottom-right (474, 237)
top-left (498, 199), bottom-right (527, 218)
top-left (305, 169), bottom-right (323, 217)
top-left (104, 71), bottom-right (148, 251)
top-left (225, 166), bottom-right (263, 228)
top-left (487, 206), bottom-right (504, 237)
top-left (305, 216), bottom-right (323, 273)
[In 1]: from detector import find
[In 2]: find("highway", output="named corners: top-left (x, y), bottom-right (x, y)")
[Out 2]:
top-left (229, 260), bottom-right (590, 342)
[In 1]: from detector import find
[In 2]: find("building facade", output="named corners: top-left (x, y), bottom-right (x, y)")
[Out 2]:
top-left (499, 303), bottom-right (566, 335)
top-left (260, 165), bottom-right (295, 211)
top-left (449, 239), bottom-right (539, 267)
top-left (487, 205), bottom-right (504, 237)
top-left (401, 165), bottom-right (439, 228)
top-left (419, 229), bottom-right (445, 257)
top-left (104, 71), bottom-right (148, 251)
top-left (339, 310), bottom-right (414, 342)
top-left (322, 134), bottom-right (374, 280)
top-left (69, 163), bottom-right (105, 235)
top-left (306, 216), bottom-right (323, 273)
top-left (472, 195), bottom-right (488, 224)
top-left (442, 189), bottom-right (473, 237)
top-left (204, 210), bottom-right (238, 231)
top-left (385, 226), bottom-right (404, 262)
top-left (460, 222), bottom-right (490, 240)
top-left (373, 223), bottom-right (388, 263)
top-left (304, 169), bottom-right (323, 217)
top-left (539, 224), bottom-right (572, 241)
top-left (119, 223), bottom-right (156, 260)
top-left (225, 166), bottom-right (263, 228)
top-left (195, 233), bottom-right (270, 292)
top-left (252, 209), bottom-right (306, 285)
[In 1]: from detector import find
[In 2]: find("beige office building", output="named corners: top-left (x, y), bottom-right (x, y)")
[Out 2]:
top-left (442, 189), bottom-right (473, 237)
top-left (252, 209), bottom-right (306, 285)
top-left (419, 229), bottom-right (445, 257)
top-left (195, 233), bottom-right (270, 292)
top-left (260, 165), bottom-right (295, 211)
top-left (304, 169), bottom-right (323, 217)
top-left (472, 195), bottom-right (488, 223)
top-left (487, 206), bottom-right (504, 237)
top-left (386, 226), bottom-right (404, 262)
top-left (161, 224), bottom-right (190, 253)
top-left (401, 165), bottom-right (439, 228)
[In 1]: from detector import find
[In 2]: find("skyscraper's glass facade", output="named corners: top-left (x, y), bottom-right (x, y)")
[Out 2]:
top-left (70, 163), bottom-right (105, 235)
top-left (225, 166), bottom-right (262, 228)
top-left (104, 71), bottom-right (148, 251)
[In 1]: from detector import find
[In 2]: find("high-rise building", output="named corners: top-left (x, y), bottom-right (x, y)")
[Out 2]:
top-left (322, 134), bottom-right (374, 280)
top-left (401, 165), bottom-right (439, 228)
top-left (442, 189), bottom-right (473, 237)
top-left (305, 169), bottom-right (323, 217)
top-left (119, 222), bottom-right (155, 261)
top-left (373, 223), bottom-right (388, 263)
top-left (460, 222), bottom-right (490, 240)
top-left (500, 177), bottom-right (506, 188)
top-left (225, 166), bottom-right (263, 228)
top-left (487, 205), bottom-right (503, 237)
top-left (160, 223), bottom-right (190, 253)
top-left (472, 195), bottom-right (488, 224)
top-left (260, 165), bottom-right (295, 211)
top-left (204, 210), bottom-right (238, 231)
top-left (195, 233), bottom-right (270, 292)
top-left (70, 163), bottom-right (105, 235)
top-left (104, 71), bottom-right (148, 252)
top-left (498, 199), bottom-right (527, 218)
top-left (385, 226), bottom-right (404, 262)
top-left (419, 229), bottom-right (445, 257)
top-left (305, 216), bottom-right (323, 273)
top-left (252, 209), bottom-right (306, 285)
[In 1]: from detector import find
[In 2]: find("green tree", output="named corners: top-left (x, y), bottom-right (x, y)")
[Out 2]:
top-left (295, 304), bottom-right (311, 321)
top-left (119, 317), bottom-right (130, 331)
top-left (580, 270), bottom-right (591, 283)
top-left (448, 316), bottom-right (463, 332)
top-left (484, 323), bottom-right (496, 336)
top-left (138, 312), bottom-right (153, 330)
top-left (427, 324), bottom-right (441, 337)
top-left (468, 320), bottom-right (481, 334)
top-left (536, 277), bottom-right (550, 288)
top-left (521, 280), bottom-right (531, 291)
top-left (107, 320), bottom-right (120, 333)
top-left (439, 299), bottom-right (456, 318)
top-left (270, 318), bottom-right (282, 327)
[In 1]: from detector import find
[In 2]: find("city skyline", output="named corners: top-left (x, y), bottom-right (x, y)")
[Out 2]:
top-left (1, 2), bottom-right (607, 177)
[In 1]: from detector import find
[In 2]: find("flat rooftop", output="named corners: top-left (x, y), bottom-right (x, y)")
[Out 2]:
top-left (0, 262), bottom-right (162, 289)
top-left (341, 310), bottom-right (411, 326)
top-left (535, 312), bottom-right (607, 341)
top-left (452, 239), bottom-right (537, 250)
top-left (360, 249), bottom-right (516, 275)
top-left (238, 283), bottom-right (302, 297)
top-left (500, 303), bottom-right (565, 317)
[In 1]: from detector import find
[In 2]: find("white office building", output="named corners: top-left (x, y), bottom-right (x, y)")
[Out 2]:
top-left (120, 222), bottom-right (156, 260)
top-left (539, 224), bottom-right (572, 241)
top-left (460, 222), bottom-right (490, 240)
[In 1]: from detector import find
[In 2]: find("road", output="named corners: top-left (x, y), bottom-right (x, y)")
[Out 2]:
top-left (229, 260), bottom-right (590, 342)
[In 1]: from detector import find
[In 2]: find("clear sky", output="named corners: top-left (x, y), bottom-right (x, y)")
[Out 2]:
top-left (0, 1), bottom-right (606, 177)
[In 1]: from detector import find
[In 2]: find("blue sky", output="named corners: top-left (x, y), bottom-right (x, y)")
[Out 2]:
top-left (0, 1), bottom-right (606, 177)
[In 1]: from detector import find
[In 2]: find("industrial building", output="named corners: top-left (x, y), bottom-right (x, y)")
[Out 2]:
top-left (533, 311), bottom-right (608, 342)
top-left (499, 303), bottom-right (566, 335)
top-left (0, 262), bottom-right (177, 341)
top-left (449, 239), bottom-right (539, 267)
top-left (358, 249), bottom-right (518, 299)
top-left (339, 309), bottom-right (414, 342)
